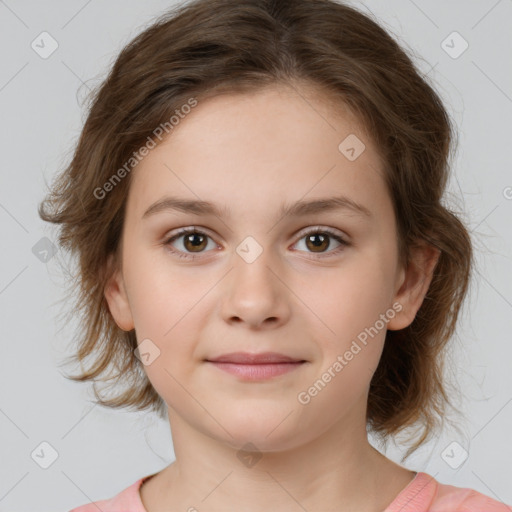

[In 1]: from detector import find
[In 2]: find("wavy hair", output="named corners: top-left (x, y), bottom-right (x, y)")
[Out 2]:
top-left (39, 0), bottom-right (473, 460)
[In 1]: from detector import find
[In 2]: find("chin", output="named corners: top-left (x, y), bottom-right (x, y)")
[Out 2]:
top-left (211, 410), bottom-right (307, 452)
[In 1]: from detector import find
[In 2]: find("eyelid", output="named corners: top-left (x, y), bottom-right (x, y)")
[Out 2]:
top-left (164, 225), bottom-right (221, 246)
top-left (293, 225), bottom-right (348, 242)
top-left (164, 225), bottom-right (348, 243)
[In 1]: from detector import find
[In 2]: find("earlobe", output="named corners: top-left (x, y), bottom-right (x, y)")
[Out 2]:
top-left (387, 244), bottom-right (440, 331)
top-left (103, 253), bottom-right (135, 332)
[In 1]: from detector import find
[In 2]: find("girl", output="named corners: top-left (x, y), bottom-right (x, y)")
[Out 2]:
top-left (39, 0), bottom-right (510, 510)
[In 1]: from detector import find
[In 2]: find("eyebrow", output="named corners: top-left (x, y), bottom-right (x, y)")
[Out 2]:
top-left (142, 195), bottom-right (373, 220)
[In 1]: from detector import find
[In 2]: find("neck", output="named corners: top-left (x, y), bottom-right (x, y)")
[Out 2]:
top-left (142, 407), bottom-right (414, 512)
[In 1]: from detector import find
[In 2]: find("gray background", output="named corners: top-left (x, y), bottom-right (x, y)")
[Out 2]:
top-left (1, 1), bottom-right (511, 511)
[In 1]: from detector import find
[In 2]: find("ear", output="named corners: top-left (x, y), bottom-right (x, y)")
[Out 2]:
top-left (103, 253), bottom-right (135, 331)
top-left (387, 243), bottom-right (440, 331)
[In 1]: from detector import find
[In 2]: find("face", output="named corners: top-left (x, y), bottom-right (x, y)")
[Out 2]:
top-left (105, 83), bottom-right (436, 453)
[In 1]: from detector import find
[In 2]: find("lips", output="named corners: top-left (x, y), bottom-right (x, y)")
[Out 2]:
top-left (206, 352), bottom-right (307, 380)
top-left (206, 352), bottom-right (305, 364)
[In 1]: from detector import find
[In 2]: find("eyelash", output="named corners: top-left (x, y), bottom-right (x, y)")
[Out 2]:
top-left (163, 226), bottom-right (350, 261)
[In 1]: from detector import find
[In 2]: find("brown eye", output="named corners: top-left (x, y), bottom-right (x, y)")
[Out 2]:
top-left (305, 233), bottom-right (331, 252)
top-left (182, 232), bottom-right (208, 252)
top-left (164, 226), bottom-right (349, 261)
top-left (293, 228), bottom-right (349, 258)
top-left (164, 228), bottom-right (217, 259)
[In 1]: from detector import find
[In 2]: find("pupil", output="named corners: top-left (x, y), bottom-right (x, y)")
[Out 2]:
top-left (186, 233), bottom-right (206, 251)
top-left (183, 232), bottom-right (331, 253)
top-left (308, 234), bottom-right (328, 251)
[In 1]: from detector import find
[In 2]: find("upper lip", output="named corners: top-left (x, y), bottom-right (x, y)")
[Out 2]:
top-left (206, 352), bottom-right (305, 364)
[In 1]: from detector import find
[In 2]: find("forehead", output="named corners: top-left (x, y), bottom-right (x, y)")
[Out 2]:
top-left (126, 84), bottom-right (389, 223)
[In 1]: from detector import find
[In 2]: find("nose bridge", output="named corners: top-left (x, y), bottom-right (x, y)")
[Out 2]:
top-left (233, 233), bottom-right (279, 296)
top-left (221, 234), bottom-right (289, 326)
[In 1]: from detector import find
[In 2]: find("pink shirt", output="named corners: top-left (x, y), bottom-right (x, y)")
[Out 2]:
top-left (69, 471), bottom-right (512, 511)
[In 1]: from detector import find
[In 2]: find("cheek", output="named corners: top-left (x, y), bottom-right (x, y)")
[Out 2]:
top-left (122, 248), bottom-right (211, 385)
top-left (123, 245), bottom-right (197, 335)
top-left (296, 266), bottom-right (392, 417)
top-left (310, 251), bottom-right (395, 367)
top-left (319, 255), bottom-right (393, 324)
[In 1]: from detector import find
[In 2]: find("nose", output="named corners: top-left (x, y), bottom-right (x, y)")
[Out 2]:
top-left (220, 248), bottom-right (291, 330)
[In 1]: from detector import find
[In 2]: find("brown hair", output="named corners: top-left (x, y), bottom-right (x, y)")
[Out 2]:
top-left (39, 0), bottom-right (473, 460)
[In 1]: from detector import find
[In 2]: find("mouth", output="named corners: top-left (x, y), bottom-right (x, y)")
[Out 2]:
top-left (205, 352), bottom-right (307, 381)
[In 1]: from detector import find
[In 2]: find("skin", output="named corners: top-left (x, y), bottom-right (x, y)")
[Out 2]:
top-left (104, 83), bottom-right (440, 512)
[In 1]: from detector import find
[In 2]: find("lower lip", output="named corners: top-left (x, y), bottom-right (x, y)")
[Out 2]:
top-left (207, 361), bottom-right (305, 380)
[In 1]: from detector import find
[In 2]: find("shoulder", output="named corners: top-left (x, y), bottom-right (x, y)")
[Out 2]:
top-left (386, 472), bottom-right (511, 512)
top-left (428, 474), bottom-right (511, 512)
top-left (68, 475), bottom-right (151, 512)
